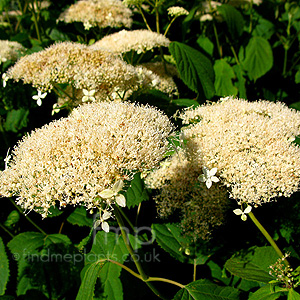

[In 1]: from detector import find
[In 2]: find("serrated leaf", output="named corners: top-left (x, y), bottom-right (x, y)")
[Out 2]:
top-left (76, 262), bottom-right (104, 300)
top-left (171, 99), bottom-right (200, 107)
top-left (289, 289), bottom-right (300, 300)
top-left (4, 210), bottom-right (20, 229)
top-left (67, 207), bottom-right (93, 227)
top-left (196, 36), bottom-right (214, 56)
top-left (125, 173), bottom-right (149, 209)
top-left (152, 223), bottom-right (205, 264)
top-left (248, 285), bottom-right (286, 300)
top-left (295, 69), bottom-right (300, 84)
top-left (44, 234), bottom-right (71, 247)
top-left (217, 4), bottom-right (245, 38)
top-left (214, 59), bottom-right (238, 97)
top-left (173, 279), bottom-right (240, 300)
top-left (242, 36), bottom-right (273, 81)
top-left (0, 237), bottom-right (9, 295)
top-left (4, 109), bottom-right (29, 132)
top-left (7, 232), bottom-right (45, 295)
top-left (83, 231), bottom-right (140, 300)
top-left (225, 246), bottom-right (278, 283)
top-left (169, 42), bottom-right (215, 99)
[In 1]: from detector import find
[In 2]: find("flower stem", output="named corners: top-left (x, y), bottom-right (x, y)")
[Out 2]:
top-left (114, 206), bottom-right (169, 300)
top-left (248, 211), bottom-right (290, 267)
top-left (0, 223), bottom-right (14, 238)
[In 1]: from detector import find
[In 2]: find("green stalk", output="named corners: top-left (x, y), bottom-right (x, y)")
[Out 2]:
top-left (29, 1), bottom-right (42, 43)
top-left (0, 223), bottom-right (14, 238)
top-left (248, 211), bottom-right (290, 267)
top-left (164, 17), bottom-right (176, 37)
top-left (114, 207), bottom-right (168, 300)
top-left (10, 198), bottom-right (47, 235)
top-left (138, 6), bottom-right (152, 31)
top-left (212, 20), bottom-right (222, 58)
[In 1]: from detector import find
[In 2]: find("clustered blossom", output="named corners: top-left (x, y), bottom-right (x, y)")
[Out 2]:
top-left (5, 42), bottom-right (168, 106)
top-left (0, 101), bottom-right (173, 218)
top-left (58, 0), bottom-right (133, 29)
top-left (167, 6), bottom-right (189, 18)
top-left (269, 253), bottom-right (297, 288)
top-left (181, 97), bottom-right (300, 207)
top-left (146, 150), bottom-right (230, 240)
top-left (0, 40), bottom-right (26, 63)
top-left (90, 30), bottom-right (170, 54)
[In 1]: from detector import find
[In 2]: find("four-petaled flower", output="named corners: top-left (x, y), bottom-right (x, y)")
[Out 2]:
top-left (32, 90), bottom-right (47, 106)
top-left (82, 89), bottom-right (96, 102)
top-left (233, 206), bottom-right (252, 221)
top-left (51, 103), bottom-right (61, 115)
top-left (94, 210), bottom-right (112, 232)
top-left (198, 167), bottom-right (219, 189)
top-left (99, 179), bottom-right (126, 207)
top-left (2, 73), bottom-right (9, 88)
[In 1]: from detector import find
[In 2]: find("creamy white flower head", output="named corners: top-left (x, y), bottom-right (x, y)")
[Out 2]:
top-left (0, 40), bottom-right (26, 63)
top-left (233, 205), bottom-right (252, 221)
top-left (167, 6), bottom-right (189, 18)
top-left (90, 30), bottom-right (170, 54)
top-left (181, 97), bottom-right (300, 206)
top-left (0, 101), bottom-right (173, 217)
top-left (32, 90), bottom-right (47, 106)
top-left (198, 167), bottom-right (219, 189)
top-left (4, 148), bottom-right (11, 170)
top-left (58, 0), bottom-right (133, 29)
top-left (82, 89), bottom-right (96, 102)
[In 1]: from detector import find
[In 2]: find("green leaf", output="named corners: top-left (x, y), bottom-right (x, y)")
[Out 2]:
top-left (169, 42), bottom-right (215, 99)
top-left (0, 237), bottom-right (9, 295)
top-left (289, 101), bottom-right (300, 110)
top-left (7, 232), bottom-right (45, 295)
top-left (67, 207), bottom-right (94, 227)
top-left (248, 285), bottom-right (286, 300)
top-left (48, 28), bottom-right (70, 42)
top-left (242, 36), bottom-right (273, 81)
top-left (4, 210), bottom-right (20, 229)
top-left (4, 109), bottom-right (29, 132)
top-left (252, 16), bottom-right (275, 40)
top-left (44, 234), bottom-right (71, 247)
top-left (171, 99), bottom-right (200, 107)
top-left (214, 59), bottom-right (238, 97)
top-left (217, 4), bottom-right (245, 38)
top-left (289, 289), bottom-right (300, 300)
top-left (225, 246), bottom-right (278, 283)
top-left (152, 223), bottom-right (202, 264)
top-left (76, 262), bottom-right (104, 300)
top-left (196, 36), bottom-right (214, 57)
top-left (125, 173), bottom-right (149, 209)
top-left (83, 231), bottom-right (140, 300)
top-left (232, 64), bottom-right (247, 98)
top-left (295, 69), bottom-right (300, 84)
top-left (173, 279), bottom-right (240, 300)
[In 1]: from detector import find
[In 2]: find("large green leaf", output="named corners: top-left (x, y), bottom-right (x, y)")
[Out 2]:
top-left (248, 285), bottom-right (286, 300)
top-left (82, 231), bottom-right (139, 300)
top-left (76, 263), bottom-right (104, 300)
top-left (4, 109), bottom-right (29, 132)
top-left (252, 15), bottom-right (275, 40)
top-left (152, 223), bottom-right (209, 265)
top-left (242, 36), bottom-right (273, 81)
top-left (217, 4), bottom-right (245, 38)
top-left (214, 59), bottom-right (238, 96)
top-left (295, 68), bottom-right (300, 84)
top-left (225, 246), bottom-right (278, 283)
top-left (0, 237), bottom-right (9, 295)
top-left (67, 207), bottom-right (94, 227)
top-left (169, 42), bottom-right (215, 99)
top-left (173, 279), bottom-right (240, 300)
top-left (196, 36), bottom-right (214, 57)
top-left (125, 173), bottom-right (149, 208)
top-left (289, 289), bottom-right (300, 300)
